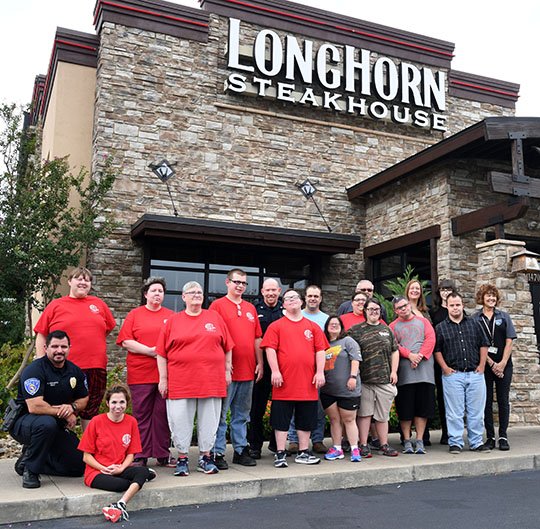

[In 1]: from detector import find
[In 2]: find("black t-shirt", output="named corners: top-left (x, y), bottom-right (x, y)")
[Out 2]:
top-left (16, 356), bottom-right (88, 414)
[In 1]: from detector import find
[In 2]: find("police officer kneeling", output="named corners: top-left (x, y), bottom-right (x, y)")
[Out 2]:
top-left (9, 330), bottom-right (89, 488)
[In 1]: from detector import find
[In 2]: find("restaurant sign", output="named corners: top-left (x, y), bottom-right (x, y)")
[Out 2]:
top-left (225, 18), bottom-right (447, 131)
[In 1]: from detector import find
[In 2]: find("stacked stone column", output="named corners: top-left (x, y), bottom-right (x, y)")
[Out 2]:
top-left (475, 239), bottom-right (540, 426)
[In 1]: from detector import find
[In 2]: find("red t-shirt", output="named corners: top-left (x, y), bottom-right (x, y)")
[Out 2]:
top-left (260, 316), bottom-right (329, 401)
top-left (209, 297), bottom-right (262, 381)
top-left (116, 305), bottom-right (174, 385)
top-left (34, 296), bottom-right (116, 370)
top-left (155, 310), bottom-right (234, 399)
top-left (78, 413), bottom-right (142, 487)
top-left (341, 312), bottom-right (366, 331)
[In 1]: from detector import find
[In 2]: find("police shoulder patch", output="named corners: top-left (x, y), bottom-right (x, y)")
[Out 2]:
top-left (24, 378), bottom-right (41, 396)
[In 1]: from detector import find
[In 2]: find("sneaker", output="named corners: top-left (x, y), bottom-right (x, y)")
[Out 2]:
top-left (295, 450), bottom-right (321, 465)
top-left (249, 447), bottom-right (262, 460)
top-left (324, 446), bottom-right (344, 461)
top-left (312, 441), bottom-right (328, 454)
top-left (232, 447), bottom-right (257, 466)
top-left (197, 455), bottom-right (219, 474)
top-left (449, 445), bottom-right (462, 454)
top-left (146, 468), bottom-right (157, 482)
top-left (287, 442), bottom-right (299, 454)
top-left (498, 438), bottom-right (510, 451)
top-left (174, 457), bottom-right (189, 476)
top-left (350, 447), bottom-right (362, 462)
top-left (214, 454), bottom-right (229, 470)
top-left (359, 444), bottom-right (372, 459)
top-left (415, 440), bottom-right (426, 454)
top-left (116, 501), bottom-right (129, 521)
top-left (157, 456), bottom-right (177, 468)
top-left (341, 439), bottom-right (351, 453)
top-left (369, 437), bottom-right (382, 450)
top-left (402, 439), bottom-right (414, 454)
top-left (102, 504), bottom-right (122, 523)
top-left (484, 438), bottom-right (496, 450)
top-left (379, 444), bottom-right (398, 457)
top-left (274, 451), bottom-right (288, 468)
top-left (470, 443), bottom-right (491, 453)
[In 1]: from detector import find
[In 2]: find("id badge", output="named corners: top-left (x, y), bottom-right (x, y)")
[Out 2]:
top-left (488, 346), bottom-right (498, 355)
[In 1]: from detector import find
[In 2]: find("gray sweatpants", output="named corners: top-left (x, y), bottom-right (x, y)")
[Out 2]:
top-left (166, 398), bottom-right (222, 454)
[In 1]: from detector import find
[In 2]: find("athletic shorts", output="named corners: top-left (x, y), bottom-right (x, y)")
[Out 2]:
top-left (270, 400), bottom-right (318, 432)
top-left (395, 382), bottom-right (435, 421)
top-left (320, 393), bottom-right (361, 411)
top-left (79, 368), bottom-right (107, 420)
top-left (358, 383), bottom-right (397, 423)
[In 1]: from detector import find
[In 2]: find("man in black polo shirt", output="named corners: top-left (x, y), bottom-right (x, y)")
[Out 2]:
top-left (10, 330), bottom-right (89, 488)
top-left (247, 278), bottom-right (283, 458)
top-left (434, 292), bottom-right (490, 454)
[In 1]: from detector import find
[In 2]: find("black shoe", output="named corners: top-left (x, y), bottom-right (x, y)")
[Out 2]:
top-left (498, 438), bottom-right (510, 451)
top-left (15, 445), bottom-right (28, 476)
top-left (341, 439), bottom-right (351, 453)
top-left (248, 448), bottom-right (262, 460)
top-left (449, 445), bottom-right (462, 454)
top-left (440, 435), bottom-right (449, 445)
top-left (423, 439), bottom-right (432, 447)
top-left (214, 454), bottom-right (229, 470)
top-left (22, 468), bottom-right (40, 488)
top-left (470, 443), bottom-right (491, 452)
top-left (484, 438), bottom-right (496, 450)
top-left (267, 443), bottom-right (277, 454)
top-left (233, 447), bottom-right (257, 466)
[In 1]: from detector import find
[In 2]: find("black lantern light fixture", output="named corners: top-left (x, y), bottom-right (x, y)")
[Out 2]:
top-left (149, 159), bottom-right (179, 216)
top-left (295, 178), bottom-right (332, 232)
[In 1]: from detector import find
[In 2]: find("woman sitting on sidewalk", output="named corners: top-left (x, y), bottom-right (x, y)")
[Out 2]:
top-left (78, 384), bottom-right (155, 523)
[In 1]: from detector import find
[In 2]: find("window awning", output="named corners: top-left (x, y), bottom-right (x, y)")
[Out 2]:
top-left (131, 214), bottom-right (361, 255)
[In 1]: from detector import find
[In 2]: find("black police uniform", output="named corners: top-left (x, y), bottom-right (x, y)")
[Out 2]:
top-left (10, 356), bottom-right (88, 476)
top-left (247, 298), bottom-right (283, 453)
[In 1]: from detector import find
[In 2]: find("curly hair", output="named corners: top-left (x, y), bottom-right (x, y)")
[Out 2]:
top-left (475, 284), bottom-right (500, 306)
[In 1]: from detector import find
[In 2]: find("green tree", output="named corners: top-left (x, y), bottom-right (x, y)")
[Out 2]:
top-left (0, 103), bottom-right (117, 375)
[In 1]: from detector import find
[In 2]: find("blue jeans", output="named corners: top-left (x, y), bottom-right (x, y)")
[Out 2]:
top-left (288, 399), bottom-right (325, 444)
top-left (213, 380), bottom-right (253, 455)
top-left (442, 370), bottom-right (486, 449)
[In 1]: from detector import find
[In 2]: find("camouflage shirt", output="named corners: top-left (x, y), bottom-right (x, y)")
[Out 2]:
top-left (347, 322), bottom-right (397, 384)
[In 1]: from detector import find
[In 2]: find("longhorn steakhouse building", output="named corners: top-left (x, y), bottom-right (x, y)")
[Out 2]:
top-left (29, 0), bottom-right (540, 425)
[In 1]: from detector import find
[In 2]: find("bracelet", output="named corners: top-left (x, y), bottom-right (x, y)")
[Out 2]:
top-left (349, 375), bottom-right (357, 379)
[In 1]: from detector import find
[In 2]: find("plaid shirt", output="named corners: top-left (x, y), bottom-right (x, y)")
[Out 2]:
top-left (434, 315), bottom-right (490, 371)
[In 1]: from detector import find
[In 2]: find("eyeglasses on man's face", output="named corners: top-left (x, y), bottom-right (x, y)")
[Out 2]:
top-left (230, 279), bottom-right (248, 287)
top-left (184, 290), bottom-right (203, 296)
top-left (283, 294), bottom-right (301, 302)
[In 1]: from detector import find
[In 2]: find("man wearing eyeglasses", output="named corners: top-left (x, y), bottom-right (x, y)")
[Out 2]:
top-left (261, 289), bottom-right (329, 468)
top-left (337, 280), bottom-right (388, 322)
top-left (389, 297), bottom-right (436, 455)
top-left (210, 269), bottom-right (263, 469)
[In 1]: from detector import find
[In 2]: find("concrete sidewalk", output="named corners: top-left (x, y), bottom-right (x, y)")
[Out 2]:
top-left (2, 427), bottom-right (539, 525)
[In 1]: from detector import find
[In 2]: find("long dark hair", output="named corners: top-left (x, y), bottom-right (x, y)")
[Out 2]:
top-left (324, 315), bottom-right (345, 341)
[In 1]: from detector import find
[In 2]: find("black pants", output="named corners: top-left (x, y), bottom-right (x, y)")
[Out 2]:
top-left (247, 357), bottom-right (276, 451)
top-left (434, 362), bottom-right (448, 439)
top-left (91, 466), bottom-right (150, 492)
top-left (484, 361), bottom-right (513, 439)
top-left (11, 414), bottom-right (84, 476)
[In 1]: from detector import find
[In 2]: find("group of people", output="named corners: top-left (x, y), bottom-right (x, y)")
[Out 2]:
top-left (7, 266), bottom-right (517, 522)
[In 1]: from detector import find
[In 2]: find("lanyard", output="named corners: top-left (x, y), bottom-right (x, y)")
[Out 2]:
top-left (481, 313), bottom-right (496, 346)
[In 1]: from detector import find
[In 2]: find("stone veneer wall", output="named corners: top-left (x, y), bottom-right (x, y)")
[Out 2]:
top-left (475, 240), bottom-right (540, 426)
top-left (89, 13), bottom-right (517, 360)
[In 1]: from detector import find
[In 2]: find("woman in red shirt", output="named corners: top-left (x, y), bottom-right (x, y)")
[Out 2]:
top-left (156, 281), bottom-right (233, 477)
top-left (117, 277), bottom-right (174, 468)
top-left (78, 384), bottom-right (155, 523)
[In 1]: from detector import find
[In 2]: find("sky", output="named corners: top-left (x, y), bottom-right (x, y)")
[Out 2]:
top-left (1, 0), bottom-right (539, 116)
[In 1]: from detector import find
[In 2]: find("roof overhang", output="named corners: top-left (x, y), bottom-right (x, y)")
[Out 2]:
top-left (347, 117), bottom-right (540, 200)
top-left (131, 214), bottom-right (361, 255)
